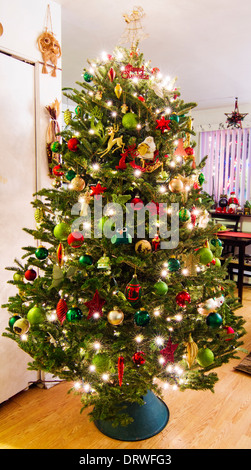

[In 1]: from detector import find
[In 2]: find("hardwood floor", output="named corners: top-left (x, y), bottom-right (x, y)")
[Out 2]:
top-left (0, 288), bottom-right (250, 450)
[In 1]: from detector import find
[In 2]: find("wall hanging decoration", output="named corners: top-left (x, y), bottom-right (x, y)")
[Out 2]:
top-left (37, 4), bottom-right (61, 77)
top-left (224, 97), bottom-right (248, 129)
top-left (45, 98), bottom-right (61, 177)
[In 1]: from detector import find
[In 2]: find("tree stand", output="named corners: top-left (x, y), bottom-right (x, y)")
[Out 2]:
top-left (94, 390), bottom-right (169, 441)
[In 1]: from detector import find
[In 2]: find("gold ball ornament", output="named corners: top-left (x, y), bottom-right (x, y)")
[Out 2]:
top-left (13, 318), bottom-right (30, 335)
top-left (107, 306), bottom-right (124, 325)
top-left (114, 83), bottom-right (123, 99)
top-left (169, 177), bottom-right (184, 193)
top-left (70, 175), bottom-right (86, 191)
top-left (135, 239), bottom-right (152, 255)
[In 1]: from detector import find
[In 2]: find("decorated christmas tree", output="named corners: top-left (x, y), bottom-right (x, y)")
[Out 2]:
top-left (2, 9), bottom-right (245, 438)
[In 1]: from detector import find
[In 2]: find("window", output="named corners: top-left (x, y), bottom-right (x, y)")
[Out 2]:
top-left (200, 128), bottom-right (251, 207)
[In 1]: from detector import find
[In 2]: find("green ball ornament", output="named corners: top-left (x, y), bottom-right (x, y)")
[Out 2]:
top-left (206, 311), bottom-right (223, 328)
top-left (92, 353), bottom-right (112, 373)
top-left (167, 258), bottom-right (180, 272)
top-left (50, 141), bottom-right (61, 153)
top-left (134, 308), bottom-right (150, 326)
top-left (53, 222), bottom-right (71, 240)
top-left (179, 207), bottom-right (191, 222)
top-left (197, 348), bottom-right (214, 367)
top-left (210, 238), bottom-right (223, 248)
top-left (198, 247), bottom-right (214, 265)
top-left (153, 280), bottom-right (168, 296)
top-left (83, 72), bottom-right (93, 82)
top-left (122, 112), bottom-right (138, 130)
top-left (35, 246), bottom-right (48, 260)
top-left (170, 113), bottom-right (179, 122)
top-left (79, 254), bottom-right (93, 266)
top-left (66, 306), bottom-right (83, 322)
top-left (13, 273), bottom-right (23, 282)
top-left (214, 258), bottom-right (221, 267)
top-left (27, 306), bottom-right (45, 325)
top-left (9, 315), bottom-right (21, 330)
top-left (65, 169), bottom-right (77, 181)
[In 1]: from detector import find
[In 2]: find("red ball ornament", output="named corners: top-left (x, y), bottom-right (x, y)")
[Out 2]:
top-left (138, 95), bottom-right (145, 102)
top-left (67, 138), bottom-right (80, 152)
top-left (24, 269), bottom-right (37, 281)
top-left (132, 351), bottom-right (145, 365)
top-left (130, 196), bottom-right (144, 210)
top-left (185, 147), bottom-right (194, 156)
top-left (67, 231), bottom-right (84, 248)
top-left (151, 67), bottom-right (160, 74)
top-left (176, 291), bottom-right (191, 307)
top-left (223, 326), bottom-right (235, 340)
top-left (53, 164), bottom-right (64, 177)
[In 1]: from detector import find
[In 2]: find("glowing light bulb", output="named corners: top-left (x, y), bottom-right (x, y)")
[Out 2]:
top-left (102, 373), bottom-right (109, 381)
top-left (134, 169), bottom-right (142, 177)
top-left (89, 365), bottom-right (96, 372)
top-left (135, 334), bottom-right (144, 343)
top-left (158, 356), bottom-right (165, 365)
top-left (92, 163), bottom-right (99, 171)
top-left (155, 336), bottom-right (164, 346)
top-left (159, 185), bottom-right (166, 193)
top-left (93, 341), bottom-right (101, 350)
top-left (74, 381), bottom-right (81, 390)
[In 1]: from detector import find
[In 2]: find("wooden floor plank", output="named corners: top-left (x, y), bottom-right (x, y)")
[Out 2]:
top-left (0, 287), bottom-right (250, 449)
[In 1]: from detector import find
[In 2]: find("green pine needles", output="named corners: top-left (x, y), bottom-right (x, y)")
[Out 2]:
top-left (2, 45), bottom-right (246, 427)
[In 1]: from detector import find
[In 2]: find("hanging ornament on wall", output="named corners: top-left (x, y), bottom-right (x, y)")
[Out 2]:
top-left (37, 4), bottom-right (61, 77)
top-left (225, 97), bottom-right (248, 129)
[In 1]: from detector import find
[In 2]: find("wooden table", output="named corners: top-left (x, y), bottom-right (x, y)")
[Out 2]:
top-left (218, 231), bottom-right (251, 302)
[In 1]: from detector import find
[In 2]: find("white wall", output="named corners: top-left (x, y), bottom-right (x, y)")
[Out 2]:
top-left (0, 0), bottom-right (62, 401)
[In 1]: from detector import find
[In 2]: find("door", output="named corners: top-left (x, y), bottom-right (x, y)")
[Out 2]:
top-left (0, 52), bottom-right (38, 403)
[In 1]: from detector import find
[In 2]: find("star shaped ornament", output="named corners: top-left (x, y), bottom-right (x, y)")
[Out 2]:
top-left (156, 115), bottom-right (171, 133)
top-left (90, 182), bottom-right (107, 197)
top-left (84, 289), bottom-right (106, 319)
top-left (225, 97), bottom-right (248, 129)
top-left (160, 336), bottom-right (178, 364)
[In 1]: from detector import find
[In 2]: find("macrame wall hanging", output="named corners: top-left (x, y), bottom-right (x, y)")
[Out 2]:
top-left (37, 4), bottom-right (61, 77)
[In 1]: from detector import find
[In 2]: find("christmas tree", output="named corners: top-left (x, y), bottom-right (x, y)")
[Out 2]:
top-left (3, 9), bottom-right (246, 432)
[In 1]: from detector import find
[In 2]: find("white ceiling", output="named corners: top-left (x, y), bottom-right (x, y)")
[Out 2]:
top-left (55, 0), bottom-right (251, 110)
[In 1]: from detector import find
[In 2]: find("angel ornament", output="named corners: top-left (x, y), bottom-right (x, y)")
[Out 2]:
top-left (120, 6), bottom-right (149, 49)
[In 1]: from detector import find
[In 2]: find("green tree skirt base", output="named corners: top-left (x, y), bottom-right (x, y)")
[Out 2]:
top-left (94, 390), bottom-right (169, 441)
